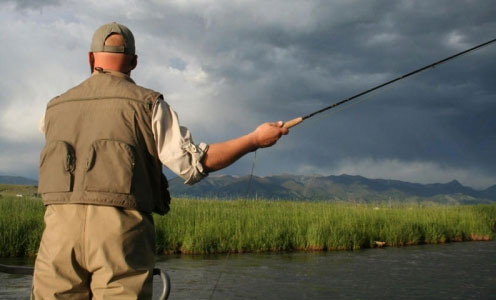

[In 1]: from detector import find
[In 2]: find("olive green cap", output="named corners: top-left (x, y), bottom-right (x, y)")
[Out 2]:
top-left (90, 22), bottom-right (135, 55)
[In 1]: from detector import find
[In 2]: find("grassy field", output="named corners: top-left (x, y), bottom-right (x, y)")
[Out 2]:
top-left (1, 185), bottom-right (494, 257)
top-left (0, 194), bottom-right (44, 257)
top-left (155, 198), bottom-right (496, 254)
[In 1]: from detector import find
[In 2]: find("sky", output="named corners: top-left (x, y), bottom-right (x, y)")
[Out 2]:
top-left (0, 0), bottom-right (495, 189)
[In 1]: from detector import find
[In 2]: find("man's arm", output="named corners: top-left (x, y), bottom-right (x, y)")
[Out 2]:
top-left (202, 121), bottom-right (289, 172)
top-left (152, 98), bottom-right (289, 183)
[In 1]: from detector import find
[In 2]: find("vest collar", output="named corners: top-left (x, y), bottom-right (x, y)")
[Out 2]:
top-left (92, 68), bottom-right (136, 84)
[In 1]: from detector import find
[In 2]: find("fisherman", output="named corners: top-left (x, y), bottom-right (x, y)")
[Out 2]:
top-left (32, 22), bottom-right (288, 299)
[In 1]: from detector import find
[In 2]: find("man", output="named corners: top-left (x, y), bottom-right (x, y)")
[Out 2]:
top-left (32, 22), bottom-right (288, 299)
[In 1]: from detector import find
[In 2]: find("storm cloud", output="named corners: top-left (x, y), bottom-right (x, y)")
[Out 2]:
top-left (0, 0), bottom-right (495, 189)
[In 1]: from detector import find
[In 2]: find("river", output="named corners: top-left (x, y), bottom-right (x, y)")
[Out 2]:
top-left (1, 241), bottom-right (495, 299)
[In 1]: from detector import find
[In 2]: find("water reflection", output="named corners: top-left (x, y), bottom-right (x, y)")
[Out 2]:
top-left (155, 241), bottom-right (496, 300)
top-left (1, 241), bottom-right (495, 299)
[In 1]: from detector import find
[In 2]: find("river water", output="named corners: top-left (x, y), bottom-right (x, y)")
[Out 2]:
top-left (1, 241), bottom-right (495, 299)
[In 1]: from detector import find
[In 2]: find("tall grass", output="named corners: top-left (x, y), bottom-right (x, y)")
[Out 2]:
top-left (0, 196), bottom-right (495, 257)
top-left (0, 196), bottom-right (45, 257)
top-left (154, 199), bottom-right (496, 254)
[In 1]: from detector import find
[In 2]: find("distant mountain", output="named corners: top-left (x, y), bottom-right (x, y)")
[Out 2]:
top-left (1, 173), bottom-right (494, 204)
top-left (482, 185), bottom-right (496, 199)
top-left (0, 175), bottom-right (38, 185)
top-left (169, 174), bottom-right (496, 204)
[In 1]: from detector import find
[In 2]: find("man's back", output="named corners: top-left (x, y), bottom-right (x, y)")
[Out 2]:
top-left (39, 69), bottom-right (170, 214)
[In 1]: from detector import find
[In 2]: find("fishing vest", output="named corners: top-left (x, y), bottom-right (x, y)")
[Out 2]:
top-left (38, 69), bottom-right (170, 215)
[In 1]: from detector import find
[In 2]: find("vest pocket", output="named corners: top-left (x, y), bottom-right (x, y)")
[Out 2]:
top-left (38, 141), bottom-right (75, 193)
top-left (84, 139), bottom-right (135, 194)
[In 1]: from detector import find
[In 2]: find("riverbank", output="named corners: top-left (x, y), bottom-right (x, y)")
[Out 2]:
top-left (155, 198), bottom-right (496, 254)
top-left (1, 196), bottom-right (494, 257)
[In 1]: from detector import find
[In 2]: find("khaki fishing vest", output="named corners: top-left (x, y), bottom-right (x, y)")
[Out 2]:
top-left (38, 69), bottom-right (170, 215)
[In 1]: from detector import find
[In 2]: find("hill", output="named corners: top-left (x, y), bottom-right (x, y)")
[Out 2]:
top-left (1, 174), bottom-right (495, 204)
top-left (168, 174), bottom-right (496, 204)
top-left (0, 175), bottom-right (38, 185)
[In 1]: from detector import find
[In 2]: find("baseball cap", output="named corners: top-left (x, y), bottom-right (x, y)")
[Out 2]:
top-left (90, 22), bottom-right (135, 55)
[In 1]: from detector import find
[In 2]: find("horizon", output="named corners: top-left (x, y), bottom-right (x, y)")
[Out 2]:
top-left (2, 172), bottom-right (493, 191)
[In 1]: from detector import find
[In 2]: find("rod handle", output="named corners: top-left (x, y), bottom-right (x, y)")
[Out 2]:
top-left (283, 117), bottom-right (303, 129)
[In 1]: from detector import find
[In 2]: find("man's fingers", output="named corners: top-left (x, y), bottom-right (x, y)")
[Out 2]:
top-left (253, 121), bottom-right (290, 148)
top-left (276, 121), bottom-right (289, 135)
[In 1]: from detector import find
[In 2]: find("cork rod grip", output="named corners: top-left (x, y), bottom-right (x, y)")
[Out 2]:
top-left (283, 117), bottom-right (303, 129)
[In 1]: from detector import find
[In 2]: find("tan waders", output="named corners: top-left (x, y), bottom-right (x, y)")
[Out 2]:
top-left (31, 204), bottom-right (156, 299)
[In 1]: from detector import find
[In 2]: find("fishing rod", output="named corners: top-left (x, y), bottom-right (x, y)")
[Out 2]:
top-left (283, 37), bottom-right (496, 129)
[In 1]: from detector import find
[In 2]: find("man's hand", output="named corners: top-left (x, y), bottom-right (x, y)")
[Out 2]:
top-left (251, 121), bottom-right (289, 148)
top-left (203, 121), bottom-right (290, 173)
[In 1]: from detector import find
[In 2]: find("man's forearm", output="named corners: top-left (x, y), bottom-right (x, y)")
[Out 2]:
top-left (202, 133), bottom-right (257, 172)
top-left (202, 121), bottom-right (289, 173)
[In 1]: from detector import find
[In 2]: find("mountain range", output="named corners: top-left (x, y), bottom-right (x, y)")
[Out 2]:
top-left (0, 175), bottom-right (38, 185)
top-left (2, 174), bottom-right (495, 204)
top-left (168, 174), bottom-right (496, 204)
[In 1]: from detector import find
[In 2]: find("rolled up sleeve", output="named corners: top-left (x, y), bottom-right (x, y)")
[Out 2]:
top-left (152, 98), bottom-right (208, 185)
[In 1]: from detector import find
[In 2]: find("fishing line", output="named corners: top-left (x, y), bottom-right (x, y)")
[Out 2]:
top-left (245, 150), bottom-right (257, 196)
top-left (209, 266), bottom-right (223, 300)
top-left (209, 250), bottom-right (232, 300)
top-left (309, 88), bottom-right (382, 124)
top-left (304, 70), bottom-right (412, 127)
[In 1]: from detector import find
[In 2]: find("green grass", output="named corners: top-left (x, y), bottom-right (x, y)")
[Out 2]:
top-left (0, 195), bottom-right (45, 257)
top-left (0, 184), bottom-right (38, 197)
top-left (153, 199), bottom-right (496, 254)
top-left (0, 195), bottom-right (495, 257)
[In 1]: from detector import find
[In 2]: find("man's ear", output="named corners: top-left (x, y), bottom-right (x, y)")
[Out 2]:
top-left (130, 54), bottom-right (138, 71)
top-left (88, 52), bottom-right (95, 74)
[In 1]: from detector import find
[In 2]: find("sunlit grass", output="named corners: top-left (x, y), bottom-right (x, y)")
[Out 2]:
top-left (154, 198), bottom-right (496, 254)
top-left (0, 195), bottom-right (495, 257)
top-left (0, 196), bottom-right (44, 257)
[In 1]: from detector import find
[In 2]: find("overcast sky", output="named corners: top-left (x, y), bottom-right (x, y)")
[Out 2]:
top-left (0, 0), bottom-right (495, 189)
